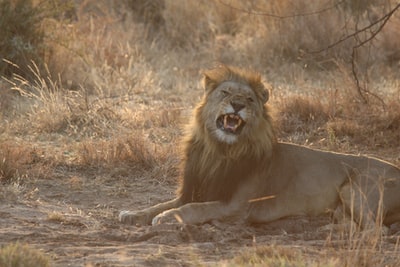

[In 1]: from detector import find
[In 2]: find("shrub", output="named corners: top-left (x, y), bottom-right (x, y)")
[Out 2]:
top-left (0, 0), bottom-right (46, 78)
top-left (0, 0), bottom-right (73, 79)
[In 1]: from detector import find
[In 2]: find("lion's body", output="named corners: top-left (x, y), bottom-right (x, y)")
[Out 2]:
top-left (248, 143), bottom-right (400, 226)
top-left (119, 65), bottom-right (400, 228)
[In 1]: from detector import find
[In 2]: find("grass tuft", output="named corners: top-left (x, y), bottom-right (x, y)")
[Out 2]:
top-left (0, 243), bottom-right (50, 267)
top-left (230, 245), bottom-right (337, 267)
top-left (78, 134), bottom-right (178, 175)
top-left (278, 96), bottom-right (329, 143)
top-left (0, 143), bottom-right (31, 184)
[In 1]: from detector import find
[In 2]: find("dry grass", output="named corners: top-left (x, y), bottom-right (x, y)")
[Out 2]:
top-left (47, 211), bottom-right (66, 223)
top-left (0, 143), bottom-right (25, 184)
top-left (0, 0), bottom-right (399, 266)
top-left (0, 243), bottom-right (50, 267)
top-left (0, 142), bottom-right (46, 184)
top-left (278, 96), bottom-right (329, 143)
top-left (79, 135), bottom-right (172, 168)
top-left (229, 245), bottom-right (337, 267)
top-left (276, 90), bottom-right (400, 153)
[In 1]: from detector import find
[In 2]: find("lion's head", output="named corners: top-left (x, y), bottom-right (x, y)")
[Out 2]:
top-left (192, 65), bottom-right (276, 156)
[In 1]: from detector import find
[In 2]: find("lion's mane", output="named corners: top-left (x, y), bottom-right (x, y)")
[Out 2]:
top-left (178, 65), bottom-right (276, 204)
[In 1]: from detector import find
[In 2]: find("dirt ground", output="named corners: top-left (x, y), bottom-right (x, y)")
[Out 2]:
top-left (1, 160), bottom-right (400, 267)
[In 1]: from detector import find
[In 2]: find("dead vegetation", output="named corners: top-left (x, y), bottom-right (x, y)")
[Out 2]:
top-left (0, 0), bottom-right (400, 266)
top-left (0, 243), bottom-right (50, 267)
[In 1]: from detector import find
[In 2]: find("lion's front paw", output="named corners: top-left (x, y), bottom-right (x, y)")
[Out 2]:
top-left (151, 209), bottom-right (183, 225)
top-left (119, 210), bottom-right (152, 226)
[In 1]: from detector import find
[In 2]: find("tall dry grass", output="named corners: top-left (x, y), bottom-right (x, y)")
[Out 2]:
top-left (4, 0), bottom-right (394, 90)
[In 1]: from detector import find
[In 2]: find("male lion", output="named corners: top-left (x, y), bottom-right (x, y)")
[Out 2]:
top-left (119, 65), bottom-right (400, 229)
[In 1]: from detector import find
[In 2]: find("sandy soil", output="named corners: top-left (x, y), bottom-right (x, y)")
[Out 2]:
top-left (1, 162), bottom-right (400, 267)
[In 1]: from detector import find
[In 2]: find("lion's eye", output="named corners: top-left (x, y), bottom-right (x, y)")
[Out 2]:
top-left (221, 90), bottom-right (230, 97)
top-left (247, 97), bottom-right (254, 103)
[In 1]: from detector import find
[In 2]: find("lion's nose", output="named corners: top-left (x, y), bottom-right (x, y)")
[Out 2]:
top-left (230, 101), bottom-right (245, 112)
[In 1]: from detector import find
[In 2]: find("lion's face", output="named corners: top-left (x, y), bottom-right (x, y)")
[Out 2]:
top-left (202, 81), bottom-right (267, 144)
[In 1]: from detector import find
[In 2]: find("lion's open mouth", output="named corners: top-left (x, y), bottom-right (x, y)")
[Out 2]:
top-left (216, 113), bottom-right (245, 134)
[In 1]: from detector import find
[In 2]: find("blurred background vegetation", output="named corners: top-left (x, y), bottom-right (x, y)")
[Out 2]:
top-left (0, 0), bottom-right (399, 164)
top-left (1, 0), bottom-right (399, 85)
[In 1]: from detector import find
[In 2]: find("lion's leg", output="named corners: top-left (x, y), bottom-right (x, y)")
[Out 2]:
top-left (245, 196), bottom-right (301, 224)
top-left (119, 198), bottom-right (182, 225)
top-left (339, 182), bottom-right (386, 232)
top-left (152, 200), bottom-right (246, 225)
top-left (320, 204), bottom-right (359, 233)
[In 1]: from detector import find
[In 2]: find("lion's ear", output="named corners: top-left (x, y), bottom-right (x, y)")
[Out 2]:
top-left (260, 87), bottom-right (269, 104)
top-left (202, 74), bottom-right (218, 93)
top-left (263, 88), bottom-right (269, 103)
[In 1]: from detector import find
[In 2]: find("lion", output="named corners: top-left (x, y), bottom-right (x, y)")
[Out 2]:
top-left (119, 65), bottom-right (400, 230)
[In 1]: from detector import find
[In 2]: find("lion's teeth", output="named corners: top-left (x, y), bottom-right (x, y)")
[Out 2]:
top-left (224, 115), bottom-right (228, 128)
top-left (221, 114), bottom-right (244, 132)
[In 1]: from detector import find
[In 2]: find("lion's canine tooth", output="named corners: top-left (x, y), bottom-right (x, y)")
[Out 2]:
top-left (224, 115), bottom-right (228, 128)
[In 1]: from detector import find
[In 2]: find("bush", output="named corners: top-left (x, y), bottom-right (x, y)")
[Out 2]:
top-left (0, 0), bottom-right (47, 78)
top-left (0, 0), bottom-right (74, 79)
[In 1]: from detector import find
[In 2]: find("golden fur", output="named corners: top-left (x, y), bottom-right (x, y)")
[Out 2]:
top-left (119, 65), bottom-right (400, 229)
